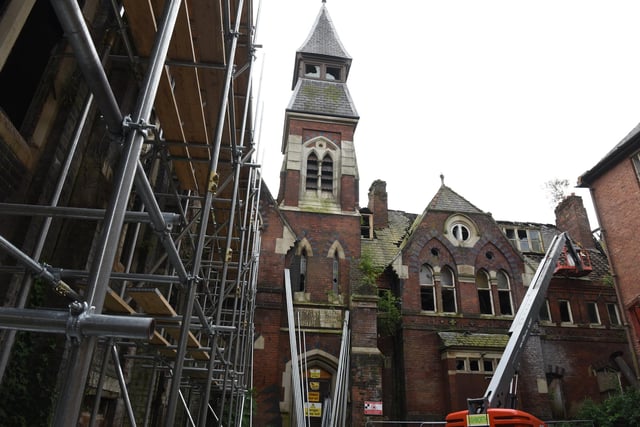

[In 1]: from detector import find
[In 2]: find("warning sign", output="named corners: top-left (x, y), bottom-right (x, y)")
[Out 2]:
top-left (309, 368), bottom-right (321, 378)
top-left (307, 391), bottom-right (320, 402)
top-left (466, 414), bottom-right (490, 426)
top-left (304, 402), bottom-right (322, 417)
top-left (364, 401), bottom-right (383, 415)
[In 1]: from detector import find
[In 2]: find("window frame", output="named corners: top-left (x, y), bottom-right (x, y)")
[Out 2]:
top-left (586, 301), bottom-right (601, 325)
top-left (632, 151), bottom-right (640, 183)
top-left (606, 303), bottom-right (621, 326)
top-left (302, 61), bottom-right (345, 82)
top-left (503, 227), bottom-right (545, 253)
top-left (558, 299), bottom-right (574, 324)
top-left (419, 264), bottom-right (436, 312)
top-left (440, 266), bottom-right (457, 313)
top-left (539, 299), bottom-right (552, 323)
top-left (496, 271), bottom-right (513, 316)
top-left (476, 269), bottom-right (494, 315)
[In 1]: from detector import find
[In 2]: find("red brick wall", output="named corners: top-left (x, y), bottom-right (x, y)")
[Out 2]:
top-left (590, 159), bottom-right (640, 356)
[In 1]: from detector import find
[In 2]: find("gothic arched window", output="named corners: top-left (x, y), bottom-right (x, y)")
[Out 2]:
top-left (497, 270), bottom-right (513, 316)
top-left (476, 269), bottom-right (493, 315)
top-left (420, 264), bottom-right (435, 311)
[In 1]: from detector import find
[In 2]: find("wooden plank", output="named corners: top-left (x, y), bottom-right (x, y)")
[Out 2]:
top-left (104, 289), bottom-right (136, 314)
top-left (128, 288), bottom-right (178, 316)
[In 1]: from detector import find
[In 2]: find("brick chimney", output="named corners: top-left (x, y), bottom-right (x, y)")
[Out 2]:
top-left (554, 193), bottom-right (595, 250)
top-left (368, 180), bottom-right (388, 230)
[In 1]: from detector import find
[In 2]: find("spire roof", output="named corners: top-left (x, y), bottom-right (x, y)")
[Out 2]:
top-left (297, 4), bottom-right (351, 60)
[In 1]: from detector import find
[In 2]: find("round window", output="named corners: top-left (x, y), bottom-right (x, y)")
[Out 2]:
top-left (451, 224), bottom-right (470, 241)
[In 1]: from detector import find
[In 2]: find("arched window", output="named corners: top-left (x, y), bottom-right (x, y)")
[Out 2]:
top-left (299, 249), bottom-right (308, 292)
top-left (440, 266), bottom-right (457, 313)
top-left (497, 270), bottom-right (513, 316)
top-left (305, 151), bottom-right (334, 195)
top-left (420, 264), bottom-right (435, 311)
top-left (305, 153), bottom-right (319, 190)
top-left (476, 270), bottom-right (493, 315)
top-left (332, 253), bottom-right (339, 293)
top-left (321, 154), bottom-right (333, 194)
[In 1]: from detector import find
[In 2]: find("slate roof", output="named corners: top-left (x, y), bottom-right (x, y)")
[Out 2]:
top-left (297, 5), bottom-right (351, 60)
top-left (288, 79), bottom-right (358, 118)
top-left (427, 185), bottom-right (484, 213)
top-left (361, 210), bottom-right (416, 268)
top-left (438, 332), bottom-right (509, 349)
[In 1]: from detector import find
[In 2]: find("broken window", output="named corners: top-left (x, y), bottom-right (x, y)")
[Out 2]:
top-left (326, 66), bottom-right (341, 81)
top-left (360, 212), bottom-right (373, 239)
top-left (607, 303), bottom-right (621, 326)
top-left (497, 271), bottom-right (513, 316)
top-left (304, 63), bottom-right (320, 78)
top-left (503, 227), bottom-right (545, 253)
top-left (420, 264), bottom-right (436, 311)
top-left (469, 359), bottom-right (480, 371)
top-left (539, 299), bottom-right (552, 322)
top-left (559, 300), bottom-right (573, 323)
top-left (440, 267), bottom-right (457, 313)
top-left (587, 302), bottom-right (601, 324)
top-left (476, 270), bottom-right (493, 315)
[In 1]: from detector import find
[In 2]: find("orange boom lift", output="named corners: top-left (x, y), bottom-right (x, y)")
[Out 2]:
top-left (445, 232), bottom-right (592, 427)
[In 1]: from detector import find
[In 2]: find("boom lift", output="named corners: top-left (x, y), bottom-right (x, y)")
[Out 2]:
top-left (445, 232), bottom-right (592, 427)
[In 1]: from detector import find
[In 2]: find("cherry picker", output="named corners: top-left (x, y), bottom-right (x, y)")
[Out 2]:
top-left (445, 232), bottom-right (592, 427)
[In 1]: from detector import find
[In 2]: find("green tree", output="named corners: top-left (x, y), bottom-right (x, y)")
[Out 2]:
top-left (576, 387), bottom-right (640, 426)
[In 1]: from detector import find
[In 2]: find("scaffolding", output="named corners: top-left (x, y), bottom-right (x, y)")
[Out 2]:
top-left (0, 0), bottom-right (260, 426)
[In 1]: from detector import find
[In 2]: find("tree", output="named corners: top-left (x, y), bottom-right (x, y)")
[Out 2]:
top-left (576, 387), bottom-right (640, 426)
top-left (544, 178), bottom-right (570, 205)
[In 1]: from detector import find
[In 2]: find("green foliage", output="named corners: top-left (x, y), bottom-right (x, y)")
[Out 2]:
top-left (0, 279), bottom-right (61, 426)
top-left (576, 387), bottom-right (640, 427)
top-left (359, 251), bottom-right (383, 284)
top-left (356, 251), bottom-right (384, 295)
top-left (377, 290), bottom-right (401, 336)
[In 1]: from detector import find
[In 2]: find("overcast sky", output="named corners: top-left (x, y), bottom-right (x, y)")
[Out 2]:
top-left (253, 1), bottom-right (640, 228)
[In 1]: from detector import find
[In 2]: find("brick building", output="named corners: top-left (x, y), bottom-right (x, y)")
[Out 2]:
top-left (579, 123), bottom-right (640, 374)
top-left (252, 3), bottom-right (635, 425)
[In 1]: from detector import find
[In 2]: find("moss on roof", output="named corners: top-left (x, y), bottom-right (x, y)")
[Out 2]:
top-left (438, 332), bottom-right (509, 349)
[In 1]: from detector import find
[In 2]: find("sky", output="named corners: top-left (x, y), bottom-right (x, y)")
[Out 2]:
top-left (252, 1), bottom-right (640, 227)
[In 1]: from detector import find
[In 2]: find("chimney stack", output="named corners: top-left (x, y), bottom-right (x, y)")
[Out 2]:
top-left (555, 193), bottom-right (595, 250)
top-left (368, 180), bottom-right (388, 230)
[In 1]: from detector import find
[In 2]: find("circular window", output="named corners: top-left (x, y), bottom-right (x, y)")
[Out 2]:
top-left (451, 224), bottom-right (470, 241)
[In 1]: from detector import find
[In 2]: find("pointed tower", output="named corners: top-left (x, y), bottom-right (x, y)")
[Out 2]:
top-left (277, 3), bottom-right (360, 212)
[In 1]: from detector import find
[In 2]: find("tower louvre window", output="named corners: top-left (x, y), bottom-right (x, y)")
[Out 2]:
top-left (306, 153), bottom-right (319, 190)
top-left (305, 151), bottom-right (334, 196)
top-left (320, 154), bottom-right (333, 192)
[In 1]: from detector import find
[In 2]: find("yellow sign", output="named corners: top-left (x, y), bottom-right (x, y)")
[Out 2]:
top-left (309, 381), bottom-right (320, 390)
top-left (309, 369), bottom-right (321, 378)
top-left (304, 402), bottom-right (322, 417)
top-left (467, 414), bottom-right (490, 427)
top-left (307, 391), bottom-right (320, 402)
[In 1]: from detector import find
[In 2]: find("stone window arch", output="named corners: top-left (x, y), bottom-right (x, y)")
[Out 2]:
top-left (301, 137), bottom-right (339, 202)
